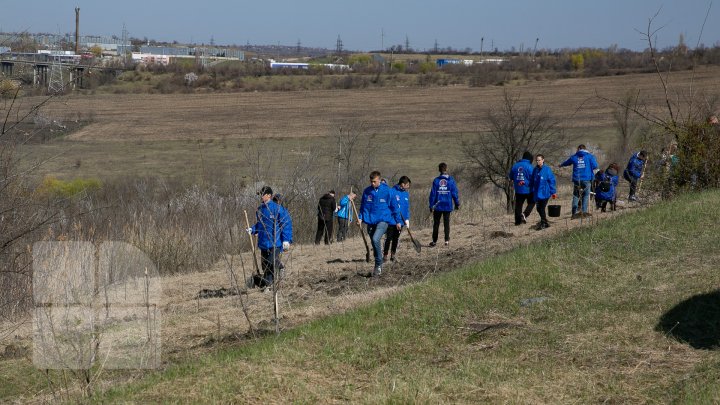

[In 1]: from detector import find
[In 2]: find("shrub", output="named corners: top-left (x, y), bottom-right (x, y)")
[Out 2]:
top-left (37, 176), bottom-right (102, 199)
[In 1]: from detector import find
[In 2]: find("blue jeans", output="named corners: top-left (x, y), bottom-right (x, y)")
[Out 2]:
top-left (366, 222), bottom-right (389, 268)
top-left (572, 180), bottom-right (591, 214)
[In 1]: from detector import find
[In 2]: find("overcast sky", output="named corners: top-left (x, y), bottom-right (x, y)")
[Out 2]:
top-left (1, 0), bottom-right (717, 52)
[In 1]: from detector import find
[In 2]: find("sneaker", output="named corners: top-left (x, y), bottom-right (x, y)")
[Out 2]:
top-left (629, 196), bottom-right (638, 202)
top-left (429, 241), bottom-right (437, 247)
top-left (571, 213), bottom-right (581, 220)
top-left (583, 212), bottom-right (592, 217)
top-left (390, 255), bottom-right (395, 262)
top-left (521, 213), bottom-right (527, 224)
top-left (538, 222), bottom-right (549, 230)
top-left (383, 254), bottom-right (388, 262)
top-left (444, 241), bottom-right (449, 247)
top-left (372, 266), bottom-right (382, 277)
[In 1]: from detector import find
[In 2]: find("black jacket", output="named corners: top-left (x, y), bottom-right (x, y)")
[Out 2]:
top-left (317, 194), bottom-right (336, 220)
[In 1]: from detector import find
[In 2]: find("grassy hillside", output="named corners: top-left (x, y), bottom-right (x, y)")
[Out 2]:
top-left (81, 190), bottom-right (720, 403)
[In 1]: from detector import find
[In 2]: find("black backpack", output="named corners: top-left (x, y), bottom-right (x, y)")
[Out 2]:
top-left (598, 174), bottom-right (611, 193)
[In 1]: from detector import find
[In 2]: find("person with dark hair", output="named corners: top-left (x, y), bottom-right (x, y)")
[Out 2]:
top-left (531, 155), bottom-right (557, 230)
top-left (508, 151), bottom-right (536, 225)
top-left (594, 163), bottom-right (620, 212)
top-left (359, 171), bottom-right (402, 277)
top-left (560, 144), bottom-right (598, 219)
top-left (336, 190), bottom-right (356, 242)
top-left (247, 186), bottom-right (293, 287)
top-left (383, 176), bottom-right (411, 262)
top-left (315, 190), bottom-right (336, 245)
top-left (428, 162), bottom-right (460, 247)
top-left (623, 151), bottom-right (647, 201)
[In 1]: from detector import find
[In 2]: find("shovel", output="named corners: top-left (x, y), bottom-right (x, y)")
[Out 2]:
top-left (243, 210), bottom-right (263, 287)
top-left (399, 212), bottom-right (421, 253)
top-left (349, 196), bottom-right (371, 263)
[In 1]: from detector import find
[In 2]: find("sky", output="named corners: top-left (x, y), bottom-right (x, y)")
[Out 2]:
top-left (1, 0), bottom-right (718, 52)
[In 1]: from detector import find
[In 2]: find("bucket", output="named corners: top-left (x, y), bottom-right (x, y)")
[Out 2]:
top-left (548, 204), bottom-right (562, 217)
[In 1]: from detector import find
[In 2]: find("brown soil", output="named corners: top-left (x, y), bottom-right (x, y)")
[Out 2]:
top-left (27, 66), bottom-right (720, 142)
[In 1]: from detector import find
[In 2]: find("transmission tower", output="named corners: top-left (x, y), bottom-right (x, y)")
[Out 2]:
top-left (296, 39), bottom-right (301, 55)
top-left (405, 35), bottom-right (410, 52)
top-left (48, 54), bottom-right (64, 94)
top-left (336, 35), bottom-right (343, 54)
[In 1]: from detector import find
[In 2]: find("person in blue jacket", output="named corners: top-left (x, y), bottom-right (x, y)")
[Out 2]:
top-left (335, 191), bottom-right (356, 242)
top-left (359, 171), bottom-right (402, 277)
top-left (248, 186), bottom-right (293, 288)
top-left (428, 162), bottom-right (460, 247)
top-left (559, 144), bottom-right (598, 218)
top-left (383, 176), bottom-right (411, 262)
top-left (531, 154), bottom-right (557, 230)
top-left (508, 151), bottom-right (536, 225)
top-left (623, 150), bottom-right (647, 201)
top-left (594, 163), bottom-right (619, 212)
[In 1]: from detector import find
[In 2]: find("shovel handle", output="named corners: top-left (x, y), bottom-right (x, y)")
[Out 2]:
top-left (244, 210), bottom-right (261, 275)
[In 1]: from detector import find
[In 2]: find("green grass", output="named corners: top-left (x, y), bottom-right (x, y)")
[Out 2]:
top-left (72, 190), bottom-right (720, 403)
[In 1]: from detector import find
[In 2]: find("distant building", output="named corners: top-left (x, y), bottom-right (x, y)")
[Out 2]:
top-left (140, 46), bottom-right (244, 60)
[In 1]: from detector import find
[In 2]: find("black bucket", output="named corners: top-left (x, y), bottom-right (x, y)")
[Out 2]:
top-left (548, 204), bottom-right (562, 217)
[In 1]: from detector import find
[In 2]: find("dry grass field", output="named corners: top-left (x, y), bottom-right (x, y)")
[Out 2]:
top-left (19, 66), bottom-right (720, 184)
top-left (33, 66), bottom-right (719, 142)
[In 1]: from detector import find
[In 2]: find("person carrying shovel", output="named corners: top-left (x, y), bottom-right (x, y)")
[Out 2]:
top-left (246, 186), bottom-right (293, 288)
top-left (383, 176), bottom-right (412, 262)
top-left (428, 162), bottom-right (460, 247)
top-left (358, 171), bottom-right (402, 277)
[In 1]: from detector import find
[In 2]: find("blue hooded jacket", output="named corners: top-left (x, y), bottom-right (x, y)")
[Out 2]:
top-left (251, 200), bottom-right (293, 251)
top-left (508, 158), bottom-right (534, 194)
top-left (391, 184), bottom-right (410, 224)
top-left (429, 174), bottom-right (460, 212)
top-left (625, 152), bottom-right (645, 179)
top-left (359, 183), bottom-right (401, 225)
top-left (336, 194), bottom-right (354, 221)
top-left (531, 164), bottom-right (557, 200)
top-left (560, 149), bottom-right (598, 181)
top-left (594, 170), bottom-right (619, 202)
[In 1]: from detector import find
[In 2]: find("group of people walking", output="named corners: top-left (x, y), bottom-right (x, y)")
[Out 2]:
top-left (509, 145), bottom-right (647, 230)
top-left (247, 147), bottom-right (646, 287)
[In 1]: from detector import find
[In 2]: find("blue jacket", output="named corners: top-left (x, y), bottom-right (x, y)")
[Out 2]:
top-left (336, 195), bottom-right (354, 221)
top-left (391, 184), bottom-right (410, 224)
top-left (594, 170), bottom-right (619, 202)
top-left (560, 150), bottom-right (598, 181)
top-left (508, 158), bottom-right (534, 194)
top-left (531, 165), bottom-right (557, 200)
top-left (429, 174), bottom-right (460, 212)
top-left (625, 152), bottom-right (645, 179)
top-left (359, 183), bottom-right (401, 225)
top-left (251, 200), bottom-right (293, 251)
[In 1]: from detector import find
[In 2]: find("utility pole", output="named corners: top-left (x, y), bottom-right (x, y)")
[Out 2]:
top-left (381, 28), bottom-right (384, 51)
top-left (74, 7), bottom-right (80, 54)
top-left (296, 39), bottom-right (301, 56)
top-left (480, 37), bottom-right (484, 57)
top-left (405, 35), bottom-right (410, 53)
top-left (533, 37), bottom-right (539, 61)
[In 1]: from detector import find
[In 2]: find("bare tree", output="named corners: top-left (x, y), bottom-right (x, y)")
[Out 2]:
top-left (610, 89), bottom-right (642, 162)
top-left (463, 89), bottom-right (566, 213)
top-left (330, 120), bottom-right (376, 192)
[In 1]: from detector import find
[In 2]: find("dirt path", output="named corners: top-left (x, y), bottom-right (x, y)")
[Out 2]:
top-left (158, 193), bottom-right (640, 357)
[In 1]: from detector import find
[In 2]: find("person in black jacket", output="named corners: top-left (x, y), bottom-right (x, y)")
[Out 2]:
top-left (315, 190), bottom-right (336, 245)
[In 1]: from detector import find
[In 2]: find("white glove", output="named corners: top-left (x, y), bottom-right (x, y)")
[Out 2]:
top-left (282, 241), bottom-right (290, 250)
top-left (405, 219), bottom-right (410, 227)
top-left (245, 227), bottom-right (253, 235)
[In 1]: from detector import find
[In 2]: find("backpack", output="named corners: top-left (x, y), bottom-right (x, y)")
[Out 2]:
top-left (597, 173), bottom-right (611, 193)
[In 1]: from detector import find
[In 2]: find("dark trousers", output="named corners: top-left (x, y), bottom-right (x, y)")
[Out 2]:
top-left (514, 193), bottom-right (535, 224)
top-left (536, 198), bottom-right (550, 224)
top-left (383, 226), bottom-right (403, 256)
top-left (260, 247), bottom-right (281, 287)
top-left (432, 210), bottom-right (451, 243)
top-left (315, 217), bottom-right (333, 245)
top-left (624, 170), bottom-right (639, 198)
top-left (336, 218), bottom-right (349, 242)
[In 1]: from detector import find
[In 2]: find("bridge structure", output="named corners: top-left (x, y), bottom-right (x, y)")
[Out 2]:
top-left (0, 53), bottom-right (126, 91)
